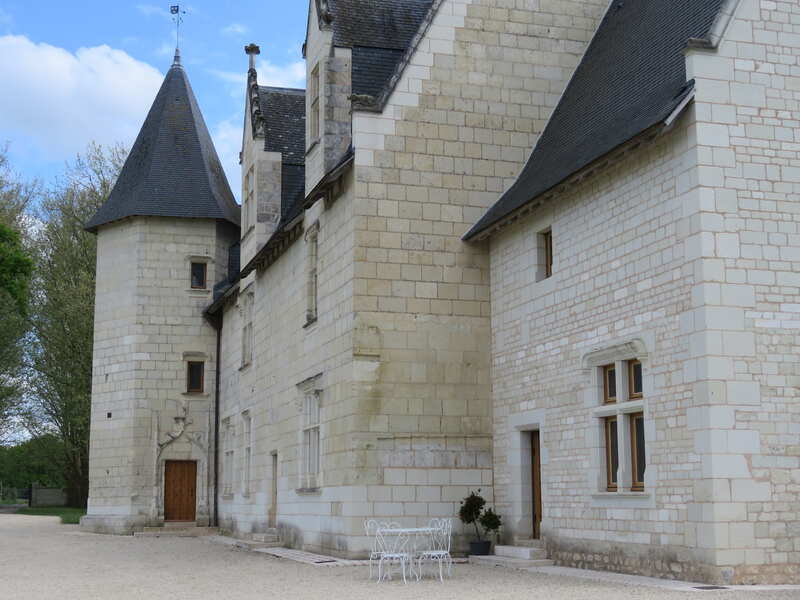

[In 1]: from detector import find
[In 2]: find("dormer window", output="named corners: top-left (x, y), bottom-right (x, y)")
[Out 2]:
top-left (309, 64), bottom-right (320, 142)
top-left (191, 262), bottom-right (207, 289)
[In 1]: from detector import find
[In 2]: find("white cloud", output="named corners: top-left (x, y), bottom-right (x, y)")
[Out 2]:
top-left (222, 23), bottom-right (249, 36)
top-left (258, 59), bottom-right (306, 89)
top-left (136, 4), bottom-right (171, 19)
top-left (211, 58), bottom-right (306, 95)
top-left (212, 116), bottom-right (243, 202)
top-left (0, 35), bottom-right (163, 162)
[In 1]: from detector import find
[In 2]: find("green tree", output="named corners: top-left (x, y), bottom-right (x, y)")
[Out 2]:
top-left (0, 435), bottom-right (66, 491)
top-left (27, 143), bottom-right (125, 507)
top-left (0, 145), bottom-right (36, 443)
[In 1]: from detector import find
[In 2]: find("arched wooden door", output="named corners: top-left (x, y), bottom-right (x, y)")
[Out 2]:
top-left (164, 460), bottom-right (197, 522)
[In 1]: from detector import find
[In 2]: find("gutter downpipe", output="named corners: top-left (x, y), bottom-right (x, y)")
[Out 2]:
top-left (213, 312), bottom-right (222, 528)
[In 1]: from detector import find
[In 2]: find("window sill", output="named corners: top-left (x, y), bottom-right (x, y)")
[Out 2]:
top-left (296, 487), bottom-right (321, 495)
top-left (306, 137), bottom-right (320, 155)
top-left (182, 392), bottom-right (209, 398)
top-left (592, 491), bottom-right (649, 499)
top-left (186, 288), bottom-right (211, 295)
top-left (239, 362), bottom-right (252, 372)
top-left (590, 491), bottom-right (653, 509)
top-left (222, 493), bottom-right (234, 500)
top-left (303, 316), bottom-right (318, 329)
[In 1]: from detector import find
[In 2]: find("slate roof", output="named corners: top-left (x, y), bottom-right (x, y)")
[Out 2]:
top-left (256, 86), bottom-right (306, 224)
top-left (86, 55), bottom-right (240, 232)
top-left (258, 87), bottom-right (306, 164)
top-left (464, 0), bottom-right (726, 240)
top-left (326, 0), bottom-right (434, 97)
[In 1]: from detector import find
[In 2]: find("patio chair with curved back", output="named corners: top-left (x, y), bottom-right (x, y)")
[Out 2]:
top-left (417, 518), bottom-right (453, 581)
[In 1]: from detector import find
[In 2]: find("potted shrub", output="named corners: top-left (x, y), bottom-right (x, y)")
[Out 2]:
top-left (459, 490), bottom-right (502, 555)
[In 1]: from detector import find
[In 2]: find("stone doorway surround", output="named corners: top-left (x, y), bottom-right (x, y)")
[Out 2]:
top-left (505, 408), bottom-right (547, 540)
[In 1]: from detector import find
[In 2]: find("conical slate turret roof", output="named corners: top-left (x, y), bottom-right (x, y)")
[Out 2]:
top-left (86, 51), bottom-right (240, 232)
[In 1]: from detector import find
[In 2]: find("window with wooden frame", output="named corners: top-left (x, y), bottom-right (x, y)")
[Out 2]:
top-left (190, 262), bottom-right (207, 290)
top-left (630, 412), bottom-right (646, 491)
top-left (535, 229), bottom-right (553, 281)
top-left (186, 361), bottom-right (204, 393)
top-left (309, 64), bottom-right (320, 141)
top-left (628, 359), bottom-right (643, 399)
top-left (543, 229), bottom-right (553, 278)
top-left (602, 364), bottom-right (617, 404)
top-left (604, 416), bottom-right (619, 491)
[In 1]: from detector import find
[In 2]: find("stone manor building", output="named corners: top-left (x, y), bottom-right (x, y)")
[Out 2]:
top-left (82, 0), bottom-right (799, 585)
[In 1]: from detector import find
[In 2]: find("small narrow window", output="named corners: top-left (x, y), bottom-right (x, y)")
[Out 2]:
top-left (309, 64), bottom-right (320, 141)
top-left (602, 364), bottom-right (616, 404)
top-left (191, 262), bottom-right (207, 289)
top-left (187, 361), bottom-right (204, 393)
top-left (535, 229), bottom-right (553, 281)
top-left (222, 418), bottom-right (233, 496)
top-left (305, 225), bottom-right (319, 325)
top-left (242, 412), bottom-right (252, 496)
top-left (543, 230), bottom-right (553, 278)
top-left (630, 412), bottom-right (646, 491)
top-left (241, 292), bottom-right (254, 368)
top-left (604, 416), bottom-right (618, 491)
top-left (628, 359), bottom-right (643, 399)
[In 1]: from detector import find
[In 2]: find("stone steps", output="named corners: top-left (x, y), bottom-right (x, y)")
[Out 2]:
top-left (233, 538), bottom-right (282, 550)
top-left (134, 526), bottom-right (218, 538)
top-left (513, 537), bottom-right (545, 549)
top-left (495, 545), bottom-right (547, 560)
top-left (469, 555), bottom-right (555, 569)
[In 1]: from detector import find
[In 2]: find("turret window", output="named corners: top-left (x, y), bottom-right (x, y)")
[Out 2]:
top-left (191, 262), bottom-right (207, 289)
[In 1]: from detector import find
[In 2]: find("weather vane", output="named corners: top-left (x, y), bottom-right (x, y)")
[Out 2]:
top-left (170, 5), bottom-right (186, 50)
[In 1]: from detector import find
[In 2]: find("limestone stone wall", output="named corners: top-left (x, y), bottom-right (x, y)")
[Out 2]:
top-left (348, 0), bottom-right (606, 545)
top-left (217, 172), bottom-right (358, 554)
top-left (683, 0), bottom-right (800, 583)
top-left (83, 217), bottom-right (235, 533)
top-left (489, 113), bottom-right (707, 579)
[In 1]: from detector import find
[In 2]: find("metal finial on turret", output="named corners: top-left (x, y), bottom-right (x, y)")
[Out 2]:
top-left (172, 47), bottom-right (182, 67)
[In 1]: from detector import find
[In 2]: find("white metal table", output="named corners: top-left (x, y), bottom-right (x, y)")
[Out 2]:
top-left (374, 526), bottom-right (442, 582)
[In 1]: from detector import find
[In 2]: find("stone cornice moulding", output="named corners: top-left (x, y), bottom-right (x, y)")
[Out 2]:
top-left (581, 338), bottom-right (649, 370)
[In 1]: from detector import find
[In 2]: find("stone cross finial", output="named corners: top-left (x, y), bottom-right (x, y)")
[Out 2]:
top-left (245, 43), bottom-right (261, 71)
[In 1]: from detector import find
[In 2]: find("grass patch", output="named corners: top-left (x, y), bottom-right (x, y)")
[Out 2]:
top-left (0, 499), bottom-right (26, 505)
top-left (16, 507), bottom-right (86, 524)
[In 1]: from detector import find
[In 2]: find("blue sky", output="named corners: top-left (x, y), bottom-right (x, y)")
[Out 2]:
top-left (0, 1), bottom-right (309, 199)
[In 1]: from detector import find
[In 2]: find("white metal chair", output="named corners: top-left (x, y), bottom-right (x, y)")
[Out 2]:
top-left (364, 519), bottom-right (388, 580)
top-left (416, 518), bottom-right (452, 581)
top-left (375, 523), bottom-right (413, 583)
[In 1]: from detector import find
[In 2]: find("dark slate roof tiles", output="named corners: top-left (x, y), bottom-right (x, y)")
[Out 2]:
top-left (328, 0), bottom-right (434, 100)
top-left (87, 60), bottom-right (240, 231)
top-left (258, 87), bottom-right (306, 165)
top-left (330, 0), bottom-right (434, 50)
top-left (464, 0), bottom-right (726, 240)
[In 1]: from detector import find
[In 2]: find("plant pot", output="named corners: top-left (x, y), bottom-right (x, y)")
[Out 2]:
top-left (469, 540), bottom-right (492, 556)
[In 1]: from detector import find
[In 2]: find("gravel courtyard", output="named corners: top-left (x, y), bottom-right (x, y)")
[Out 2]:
top-left (1, 514), bottom-right (798, 600)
